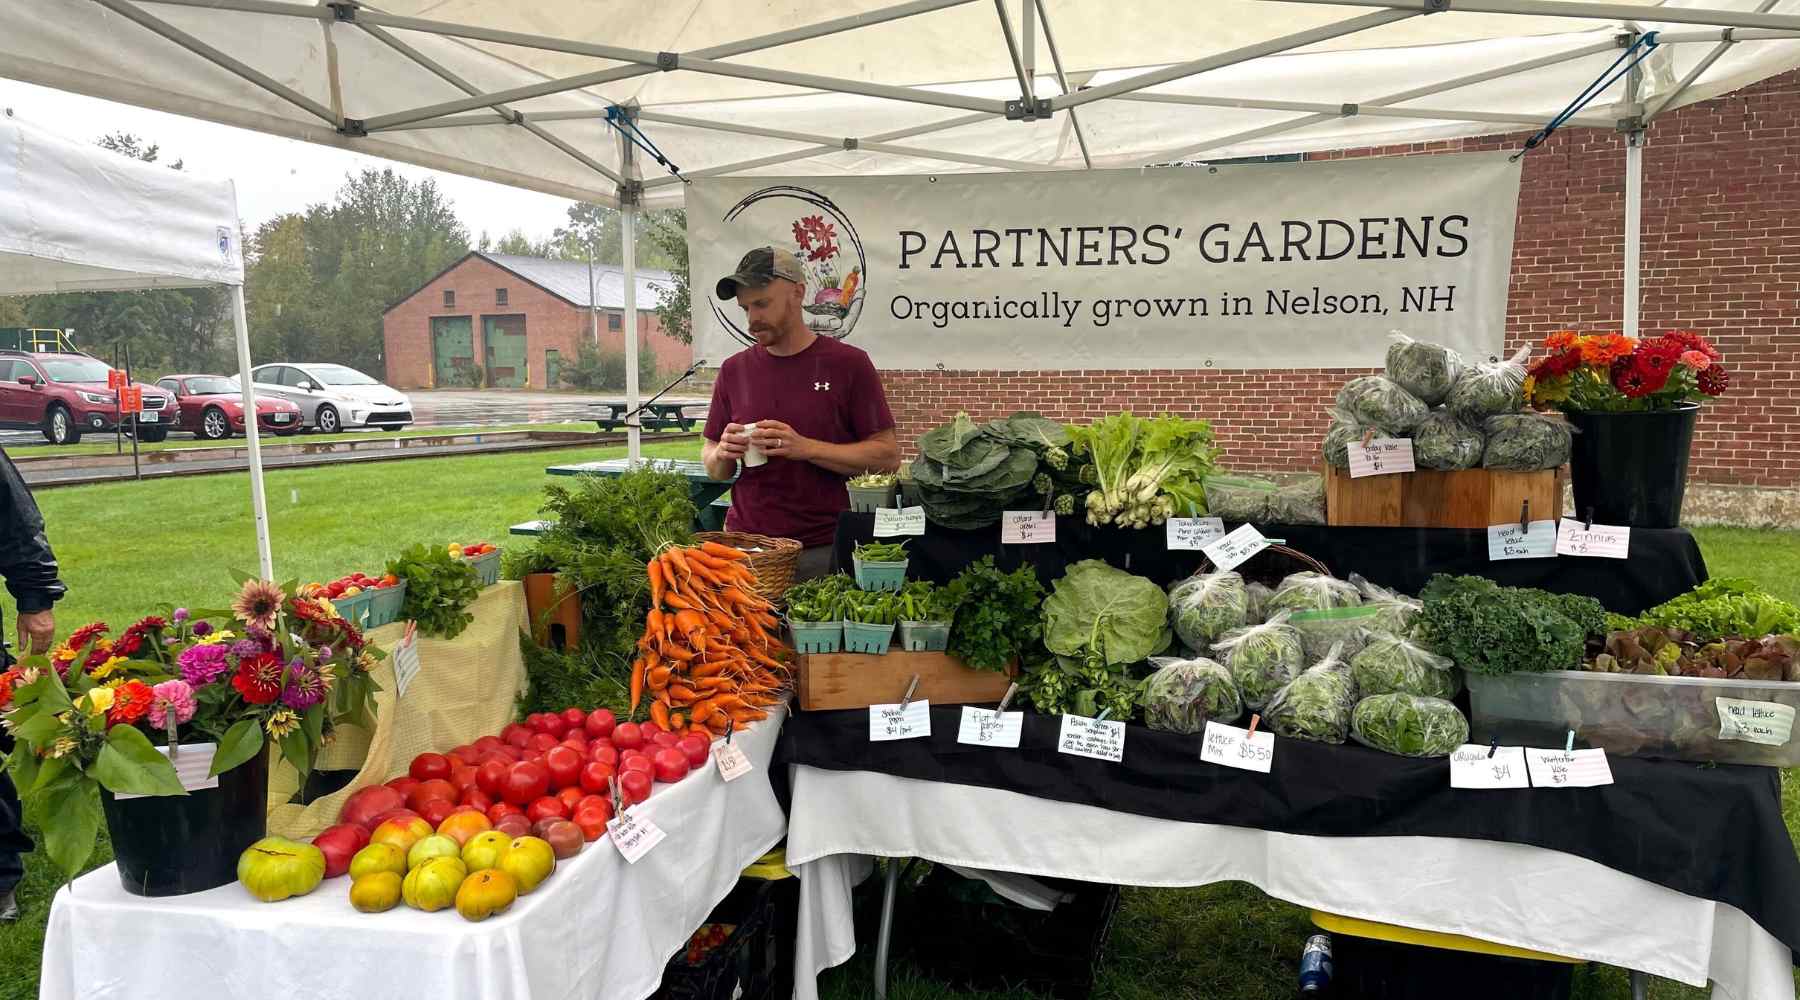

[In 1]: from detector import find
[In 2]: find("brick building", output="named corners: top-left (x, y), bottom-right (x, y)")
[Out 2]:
top-left (382, 251), bottom-right (689, 390)
top-left (878, 70), bottom-right (1800, 489)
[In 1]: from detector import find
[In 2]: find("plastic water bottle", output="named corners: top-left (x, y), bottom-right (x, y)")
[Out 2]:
top-left (1298, 933), bottom-right (1333, 995)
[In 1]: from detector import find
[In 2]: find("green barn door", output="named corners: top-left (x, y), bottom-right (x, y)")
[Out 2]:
top-left (483, 315), bottom-right (527, 388)
top-left (430, 316), bottom-right (473, 386)
top-left (545, 349), bottom-right (562, 388)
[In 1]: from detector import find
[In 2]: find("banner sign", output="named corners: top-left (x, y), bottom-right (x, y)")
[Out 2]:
top-left (688, 153), bottom-right (1520, 371)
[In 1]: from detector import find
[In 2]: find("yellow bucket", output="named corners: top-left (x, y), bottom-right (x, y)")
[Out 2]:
top-left (1310, 911), bottom-right (1585, 965)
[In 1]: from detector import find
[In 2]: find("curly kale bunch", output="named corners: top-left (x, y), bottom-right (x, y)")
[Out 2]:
top-left (1415, 574), bottom-right (1605, 675)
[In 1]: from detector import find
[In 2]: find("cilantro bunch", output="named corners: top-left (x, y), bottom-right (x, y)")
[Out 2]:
top-left (944, 557), bottom-right (1045, 673)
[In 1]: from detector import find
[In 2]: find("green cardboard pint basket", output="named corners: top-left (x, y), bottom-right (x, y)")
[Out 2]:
top-left (364, 580), bottom-right (407, 628)
top-left (463, 548), bottom-right (502, 586)
top-left (853, 554), bottom-right (908, 592)
top-left (330, 590), bottom-right (374, 628)
top-left (846, 482), bottom-right (899, 513)
top-left (842, 620), bottom-right (896, 655)
top-left (898, 620), bottom-right (951, 652)
top-left (788, 619), bottom-right (842, 655)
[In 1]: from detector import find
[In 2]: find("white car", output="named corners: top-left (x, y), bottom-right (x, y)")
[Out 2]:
top-left (248, 363), bottom-right (413, 434)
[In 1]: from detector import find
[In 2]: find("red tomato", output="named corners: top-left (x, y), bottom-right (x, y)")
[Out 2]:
top-left (475, 760), bottom-right (508, 799)
top-left (526, 795), bottom-right (569, 824)
top-left (560, 707), bottom-right (588, 729)
top-left (486, 801), bottom-right (524, 825)
top-left (572, 804), bottom-right (611, 841)
top-left (504, 728), bottom-right (533, 750)
top-left (620, 753), bottom-right (654, 777)
top-left (528, 732), bottom-right (560, 752)
top-left (619, 769), bottom-right (653, 806)
top-left (473, 735), bottom-right (505, 754)
top-left (639, 720), bottom-right (665, 737)
top-left (676, 734), bottom-right (711, 769)
top-left (543, 746), bottom-right (583, 790)
top-left (418, 797), bottom-right (457, 827)
top-left (409, 752), bottom-right (452, 782)
top-left (523, 749), bottom-right (547, 764)
top-left (584, 708), bottom-right (617, 740)
top-left (484, 746), bottom-right (521, 764)
top-left (459, 786), bottom-right (494, 812)
top-left (534, 714), bottom-right (569, 739)
top-left (555, 786), bottom-right (585, 812)
top-left (493, 813), bottom-right (533, 839)
top-left (384, 776), bottom-right (421, 799)
top-left (651, 731), bottom-right (681, 750)
top-left (448, 763), bottom-right (480, 792)
top-left (452, 744), bottom-right (480, 761)
top-left (501, 761), bottom-right (549, 807)
top-left (579, 761), bottom-right (616, 794)
top-left (575, 794), bottom-right (608, 814)
top-left (406, 778), bottom-right (458, 812)
top-left (560, 734), bottom-right (590, 753)
top-left (500, 722), bottom-right (530, 742)
top-left (612, 722), bottom-right (645, 751)
top-left (588, 743), bottom-right (619, 768)
top-left (653, 748), bottom-right (690, 784)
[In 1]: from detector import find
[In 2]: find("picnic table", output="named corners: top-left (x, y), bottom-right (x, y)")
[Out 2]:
top-left (592, 399), bottom-right (704, 432)
top-left (543, 458), bottom-right (735, 531)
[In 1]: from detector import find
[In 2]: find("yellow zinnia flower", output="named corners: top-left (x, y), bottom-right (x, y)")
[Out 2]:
top-left (83, 686), bottom-right (116, 716)
top-left (265, 708), bottom-right (300, 739)
top-left (88, 656), bottom-right (127, 681)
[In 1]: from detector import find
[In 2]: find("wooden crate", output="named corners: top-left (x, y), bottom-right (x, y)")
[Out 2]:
top-left (798, 651), bottom-right (1015, 711)
top-left (1324, 463), bottom-right (1563, 529)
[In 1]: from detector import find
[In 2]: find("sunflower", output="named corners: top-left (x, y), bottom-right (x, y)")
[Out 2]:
top-left (231, 579), bottom-right (285, 632)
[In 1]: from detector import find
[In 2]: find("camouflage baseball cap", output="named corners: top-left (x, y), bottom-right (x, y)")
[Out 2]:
top-left (715, 246), bottom-right (806, 300)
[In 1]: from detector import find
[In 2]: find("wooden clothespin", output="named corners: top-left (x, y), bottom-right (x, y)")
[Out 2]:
top-left (899, 674), bottom-right (921, 710)
top-left (1519, 499), bottom-right (1531, 533)
top-left (1245, 713), bottom-right (1262, 739)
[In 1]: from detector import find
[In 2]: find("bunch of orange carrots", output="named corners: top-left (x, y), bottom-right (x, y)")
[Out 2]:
top-left (630, 540), bottom-right (790, 736)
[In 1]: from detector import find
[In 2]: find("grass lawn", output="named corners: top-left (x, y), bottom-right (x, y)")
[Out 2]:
top-left (0, 446), bottom-right (1794, 1000)
top-left (1, 421), bottom-right (625, 460)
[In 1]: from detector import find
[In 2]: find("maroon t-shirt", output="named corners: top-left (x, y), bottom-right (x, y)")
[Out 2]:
top-left (704, 336), bottom-right (895, 547)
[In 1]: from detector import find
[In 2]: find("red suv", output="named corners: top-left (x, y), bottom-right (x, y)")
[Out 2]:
top-left (0, 350), bottom-right (177, 444)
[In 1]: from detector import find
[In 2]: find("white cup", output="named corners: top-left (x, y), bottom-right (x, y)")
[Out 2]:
top-left (742, 421), bottom-right (768, 468)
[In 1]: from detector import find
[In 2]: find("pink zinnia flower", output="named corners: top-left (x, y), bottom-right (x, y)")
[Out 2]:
top-left (1678, 350), bottom-right (1712, 371)
top-left (178, 642), bottom-right (231, 687)
top-left (147, 680), bottom-right (197, 729)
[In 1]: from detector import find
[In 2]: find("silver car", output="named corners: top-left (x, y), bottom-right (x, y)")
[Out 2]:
top-left (248, 363), bottom-right (413, 434)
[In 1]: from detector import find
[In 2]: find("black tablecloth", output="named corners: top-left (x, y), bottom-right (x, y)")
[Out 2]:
top-left (833, 514), bottom-right (1706, 616)
top-left (779, 707), bottom-right (1800, 955)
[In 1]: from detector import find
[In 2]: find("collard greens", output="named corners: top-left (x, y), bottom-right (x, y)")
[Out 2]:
top-left (1350, 694), bottom-right (1468, 757)
top-left (1043, 559), bottom-right (1173, 668)
top-left (1142, 656), bottom-right (1243, 735)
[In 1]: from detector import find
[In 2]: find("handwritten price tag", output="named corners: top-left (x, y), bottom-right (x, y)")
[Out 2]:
top-left (1525, 748), bottom-right (1613, 788)
top-left (1201, 523), bottom-right (1270, 573)
top-left (1167, 516), bottom-right (1227, 551)
top-left (113, 743), bottom-right (220, 800)
top-left (1716, 697), bottom-right (1796, 746)
top-left (607, 808), bottom-right (667, 863)
top-left (1057, 714), bottom-right (1126, 762)
top-left (1346, 438), bottom-right (1415, 478)
top-left (392, 623), bottom-right (421, 699)
top-left (1448, 744), bottom-right (1529, 789)
top-left (714, 741), bottom-right (754, 781)
top-left (873, 506), bottom-right (927, 537)
top-left (1001, 511), bottom-right (1056, 545)
top-left (869, 700), bottom-right (932, 741)
top-left (1487, 520), bottom-right (1558, 561)
top-left (1554, 519), bottom-right (1631, 559)
top-left (956, 706), bottom-right (1024, 748)
top-left (1199, 721), bottom-right (1276, 774)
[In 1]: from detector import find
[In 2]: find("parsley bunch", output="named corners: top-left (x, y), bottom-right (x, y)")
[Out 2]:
top-left (944, 557), bottom-right (1045, 673)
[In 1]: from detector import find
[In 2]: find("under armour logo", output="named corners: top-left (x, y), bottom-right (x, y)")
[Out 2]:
top-left (814, 381), bottom-right (831, 391)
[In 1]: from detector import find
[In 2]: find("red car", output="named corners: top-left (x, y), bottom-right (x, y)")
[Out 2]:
top-left (0, 349), bottom-right (176, 444)
top-left (156, 374), bottom-right (303, 440)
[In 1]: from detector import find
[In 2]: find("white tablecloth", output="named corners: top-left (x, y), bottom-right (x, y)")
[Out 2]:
top-left (39, 707), bottom-right (789, 1000)
top-left (785, 764), bottom-right (1795, 1000)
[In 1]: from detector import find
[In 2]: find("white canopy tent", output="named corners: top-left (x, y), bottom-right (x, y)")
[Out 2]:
top-left (0, 116), bottom-right (275, 578)
top-left (4, 0), bottom-right (1799, 458)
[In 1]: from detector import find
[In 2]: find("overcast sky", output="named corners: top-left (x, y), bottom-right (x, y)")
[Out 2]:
top-left (1, 79), bottom-right (576, 242)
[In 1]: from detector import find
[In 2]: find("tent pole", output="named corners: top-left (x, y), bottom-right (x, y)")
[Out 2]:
top-left (632, 112), bottom-right (1051, 171)
top-left (1032, 0), bottom-right (1092, 169)
top-left (1259, 0), bottom-right (1800, 33)
top-left (1646, 1), bottom-right (1779, 121)
top-left (640, 112), bottom-right (999, 190)
top-left (618, 111), bottom-right (642, 466)
top-left (229, 284), bottom-right (274, 580)
top-left (1625, 133), bottom-right (1643, 338)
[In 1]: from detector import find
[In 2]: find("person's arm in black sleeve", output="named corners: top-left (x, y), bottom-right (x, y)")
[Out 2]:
top-left (0, 447), bottom-right (65, 628)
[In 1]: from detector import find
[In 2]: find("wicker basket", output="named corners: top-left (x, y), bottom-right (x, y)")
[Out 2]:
top-left (1196, 542), bottom-right (1331, 587)
top-left (695, 530), bottom-right (803, 603)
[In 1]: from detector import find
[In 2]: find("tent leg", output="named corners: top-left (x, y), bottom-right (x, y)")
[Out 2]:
top-left (1624, 130), bottom-right (1644, 339)
top-left (229, 285), bottom-right (274, 580)
top-left (623, 204), bottom-right (641, 464)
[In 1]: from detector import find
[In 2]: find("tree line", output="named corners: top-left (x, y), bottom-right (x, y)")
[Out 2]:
top-left (0, 133), bottom-right (690, 379)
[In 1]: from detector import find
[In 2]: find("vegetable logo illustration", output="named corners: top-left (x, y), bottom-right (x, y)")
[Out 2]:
top-left (713, 184), bottom-right (868, 346)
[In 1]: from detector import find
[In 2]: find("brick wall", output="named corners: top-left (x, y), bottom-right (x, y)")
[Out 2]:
top-left (880, 70), bottom-right (1800, 488)
top-left (382, 254), bottom-right (691, 390)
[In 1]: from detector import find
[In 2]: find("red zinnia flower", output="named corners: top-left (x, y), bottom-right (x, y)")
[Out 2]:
top-left (108, 680), bottom-right (154, 726)
top-left (0, 668), bottom-right (20, 710)
top-left (1667, 330), bottom-right (1721, 362)
top-left (1637, 339), bottom-right (1682, 377)
top-left (1698, 364), bottom-right (1730, 396)
top-left (112, 632), bottom-right (144, 657)
top-left (1546, 349), bottom-right (1583, 378)
top-left (232, 653), bottom-right (285, 705)
top-left (129, 615), bottom-right (168, 633)
top-left (1613, 362), bottom-right (1659, 398)
top-left (66, 622), bottom-right (109, 651)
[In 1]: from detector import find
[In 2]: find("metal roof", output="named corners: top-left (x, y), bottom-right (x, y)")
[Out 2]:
top-left (479, 252), bottom-right (674, 310)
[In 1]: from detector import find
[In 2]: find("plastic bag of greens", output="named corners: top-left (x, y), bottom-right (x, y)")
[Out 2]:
top-left (1411, 409), bottom-right (1485, 471)
top-left (1349, 574), bottom-right (1421, 635)
top-left (1350, 694), bottom-right (1469, 757)
top-left (1245, 582), bottom-right (1274, 624)
top-left (1211, 612), bottom-right (1306, 711)
top-left (1385, 334), bottom-right (1465, 406)
top-left (1446, 347), bottom-right (1530, 424)
top-left (1266, 572), bottom-right (1362, 617)
top-left (1481, 412), bottom-right (1574, 471)
top-left (1335, 375), bottom-right (1429, 435)
top-left (1323, 411), bottom-right (1370, 468)
top-left (1350, 635), bottom-right (1461, 700)
top-left (1168, 571), bottom-right (1250, 650)
top-left (1203, 475), bottom-right (1277, 523)
top-left (1264, 643), bottom-right (1357, 744)
top-left (1269, 476), bottom-right (1326, 525)
top-left (1289, 606), bottom-right (1387, 661)
top-left (1142, 655), bottom-right (1243, 735)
